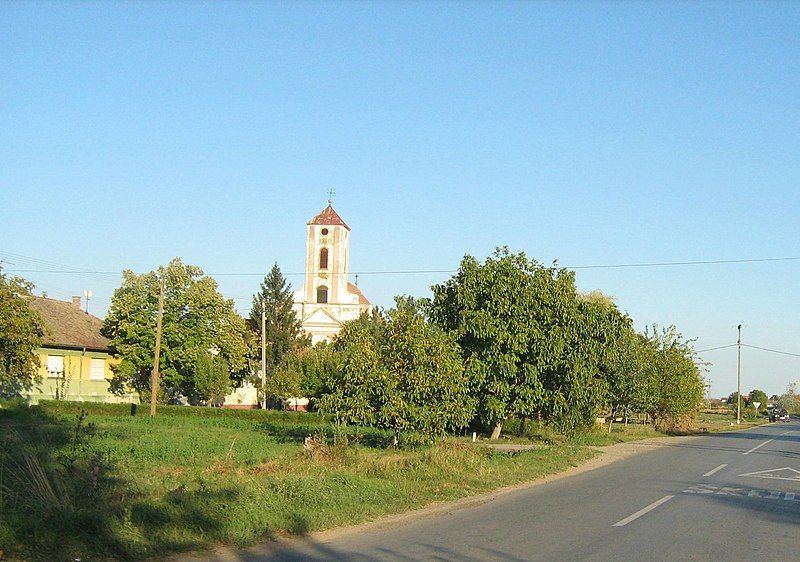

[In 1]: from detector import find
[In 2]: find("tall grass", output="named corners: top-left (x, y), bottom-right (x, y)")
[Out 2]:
top-left (0, 401), bottom-right (596, 560)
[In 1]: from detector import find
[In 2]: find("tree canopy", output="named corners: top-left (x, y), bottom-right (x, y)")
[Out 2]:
top-left (428, 249), bottom-right (549, 438)
top-left (102, 258), bottom-right (249, 403)
top-left (641, 325), bottom-right (706, 429)
top-left (0, 270), bottom-right (44, 397)
top-left (249, 263), bottom-right (308, 375)
top-left (748, 389), bottom-right (768, 408)
top-left (318, 298), bottom-right (473, 439)
top-left (428, 248), bottom-right (706, 437)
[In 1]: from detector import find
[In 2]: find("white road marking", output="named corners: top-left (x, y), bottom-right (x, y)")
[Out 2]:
top-left (683, 484), bottom-right (716, 494)
top-left (739, 467), bottom-right (800, 482)
top-left (703, 464), bottom-right (727, 477)
top-left (717, 487), bottom-right (746, 496)
top-left (612, 495), bottom-right (674, 527)
top-left (780, 431), bottom-right (794, 436)
top-left (743, 439), bottom-right (774, 455)
top-left (683, 485), bottom-right (799, 501)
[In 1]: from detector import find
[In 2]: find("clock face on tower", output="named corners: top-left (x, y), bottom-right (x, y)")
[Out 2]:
top-left (321, 228), bottom-right (329, 235)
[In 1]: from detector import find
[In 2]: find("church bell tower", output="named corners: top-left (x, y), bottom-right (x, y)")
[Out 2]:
top-left (303, 203), bottom-right (350, 306)
top-left (292, 201), bottom-right (370, 344)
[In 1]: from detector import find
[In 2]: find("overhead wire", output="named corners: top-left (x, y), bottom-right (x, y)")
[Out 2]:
top-left (5, 255), bottom-right (800, 278)
top-left (695, 344), bottom-right (738, 353)
top-left (742, 344), bottom-right (800, 358)
top-left (694, 343), bottom-right (799, 358)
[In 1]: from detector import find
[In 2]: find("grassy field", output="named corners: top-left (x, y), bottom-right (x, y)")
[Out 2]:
top-left (694, 410), bottom-right (769, 432)
top-left (0, 402), bottom-right (596, 561)
top-left (0, 402), bottom-right (763, 561)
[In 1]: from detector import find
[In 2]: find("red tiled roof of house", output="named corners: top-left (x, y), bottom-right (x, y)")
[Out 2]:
top-left (308, 204), bottom-right (350, 230)
top-left (347, 282), bottom-right (371, 306)
top-left (26, 296), bottom-right (111, 352)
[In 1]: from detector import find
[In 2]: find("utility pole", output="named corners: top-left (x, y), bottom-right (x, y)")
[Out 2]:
top-left (261, 299), bottom-right (266, 409)
top-left (737, 324), bottom-right (742, 425)
top-left (150, 277), bottom-right (165, 417)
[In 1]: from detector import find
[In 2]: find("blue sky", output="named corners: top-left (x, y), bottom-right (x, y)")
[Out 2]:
top-left (2, 1), bottom-right (798, 397)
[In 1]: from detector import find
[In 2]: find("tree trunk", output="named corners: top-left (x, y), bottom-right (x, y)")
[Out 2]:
top-left (490, 421), bottom-right (503, 440)
top-left (608, 416), bottom-right (614, 434)
top-left (520, 416), bottom-right (527, 436)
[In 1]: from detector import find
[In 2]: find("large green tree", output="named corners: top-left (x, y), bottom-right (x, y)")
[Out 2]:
top-left (249, 263), bottom-right (308, 376)
top-left (641, 325), bottom-right (706, 429)
top-left (575, 294), bottom-right (650, 431)
top-left (103, 258), bottom-right (249, 402)
top-left (379, 298), bottom-right (473, 438)
top-left (319, 298), bottom-right (473, 439)
top-left (317, 318), bottom-right (385, 427)
top-left (429, 248), bottom-right (560, 438)
top-left (602, 328), bottom-right (652, 430)
top-left (0, 270), bottom-right (44, 397)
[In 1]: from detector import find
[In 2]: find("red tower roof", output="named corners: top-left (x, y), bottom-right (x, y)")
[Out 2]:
top-left (308, 204), bottom-right (350, 230)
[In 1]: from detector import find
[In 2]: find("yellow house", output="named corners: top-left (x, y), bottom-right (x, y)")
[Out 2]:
top-left (24, 295), bottom-right (137, 404)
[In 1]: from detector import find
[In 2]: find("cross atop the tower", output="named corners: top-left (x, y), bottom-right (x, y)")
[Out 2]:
top-left (327, 188), bottom-right (335, 204)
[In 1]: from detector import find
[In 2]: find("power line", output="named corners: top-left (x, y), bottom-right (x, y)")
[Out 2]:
top-left (742, 344), bottom-right (800, 358)
top-left (0, 251), bottom-right (100, 275)
top-left (695, 344), bottom-right (738, 353)
top-left (694, 342), bottom-right (800, 358)
top-left (567, 256), bottom-right (800, 270)
top-left (6, 255), bottom-right (800, 278)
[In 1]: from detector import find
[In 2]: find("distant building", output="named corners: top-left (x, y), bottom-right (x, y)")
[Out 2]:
top-left (292, 203), bottom-right (371, 344)
top-left (24, 295), bottom-right (137, 404)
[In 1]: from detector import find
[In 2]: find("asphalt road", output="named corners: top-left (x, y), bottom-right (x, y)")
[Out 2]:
top-left (208, 421), bottom-right (800, 561)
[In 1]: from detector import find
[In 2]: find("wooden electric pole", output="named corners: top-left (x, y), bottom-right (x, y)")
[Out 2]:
top-left (150, 277), bottom-right (165, 417)
top-left (261, 299), bottom-right (266, 409)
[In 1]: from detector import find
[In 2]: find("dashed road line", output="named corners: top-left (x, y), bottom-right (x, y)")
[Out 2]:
top-left (743, 439), bottom-right (773, 455)
top-left (612, 495), bottom-right (674, 527)
top-left (703, 464), bottom-right (727, 477)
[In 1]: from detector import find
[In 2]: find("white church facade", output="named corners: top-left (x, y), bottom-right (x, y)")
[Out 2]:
top-left (292, 204), bottom-right (371, 344)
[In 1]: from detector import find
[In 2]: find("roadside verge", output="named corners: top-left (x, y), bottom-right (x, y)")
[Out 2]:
top-left (175, 434), bottom-right (702, 562)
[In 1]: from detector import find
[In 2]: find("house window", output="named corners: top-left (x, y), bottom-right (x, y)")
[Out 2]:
top-left (319, 247), bottom-right (329, 270)
top-left (90, 358), bottom-right (106, 381)
top-left (317, 285), bottom-right (328, 304)
top-left (47, 355), bottom-right (64, 378)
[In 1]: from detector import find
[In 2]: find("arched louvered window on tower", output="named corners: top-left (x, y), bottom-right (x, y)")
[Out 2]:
top-left (319, 247), bottom-right (329, 270)
top-left (316, 285), bottom-right (328, 304)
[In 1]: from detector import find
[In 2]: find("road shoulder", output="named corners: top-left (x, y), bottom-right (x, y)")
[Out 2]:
top-left (174, 434), bottom-right (704, 561)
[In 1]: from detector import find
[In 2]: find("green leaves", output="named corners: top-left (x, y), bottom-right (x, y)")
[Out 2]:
top-left (429, 248), bottom-right (706, 437)
top-left (430, 248), bottom-right (566, 435)
top-left (102, 258), bottom-right (249, 402)
top-left (0, 270), bottom-right (44, 396)
top-left (318, 300), bottom-right (473, 439)
top-left (640, 325), bottom-right (706, 429)
top-left (250, 263), bottom-right (308, 379)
